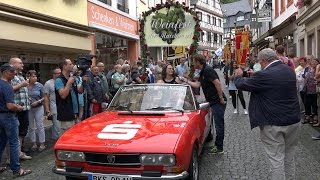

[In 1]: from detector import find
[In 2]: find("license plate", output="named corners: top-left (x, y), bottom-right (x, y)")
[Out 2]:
top-left (88, 174), bottom-right (133, 180)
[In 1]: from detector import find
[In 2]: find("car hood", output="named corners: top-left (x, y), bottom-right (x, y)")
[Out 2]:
top-left (55, 111), bottom-right (197, 154)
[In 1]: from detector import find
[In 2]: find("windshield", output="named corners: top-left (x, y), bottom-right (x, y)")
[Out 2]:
top-left (108, 84), bottom-right (196, 112)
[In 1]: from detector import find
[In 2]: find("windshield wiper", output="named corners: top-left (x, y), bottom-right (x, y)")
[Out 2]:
top-left (145, 106), bottom-right (184, 113)
top-left (145, 106), bottom-right (173, 111)
top-left (109, 104), bottom-right (133, 113)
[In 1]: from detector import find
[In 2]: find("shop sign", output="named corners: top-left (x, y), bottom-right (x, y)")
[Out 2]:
top-left (88, 2), bottom-right (138, 36)
top-left (143, 7), bottom-right (196, 47)
top-left (43, 55), bottom-right (62, 64)
top-left (257, 6), bottom-right (271, 22)
top-left (0, 54), bottom-right (11, 63)
top-left (19, 54), bottom-right (42, 64)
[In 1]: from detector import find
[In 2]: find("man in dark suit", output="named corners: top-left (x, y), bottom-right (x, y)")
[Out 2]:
top-left (234, 48), bottom-right (300, 180)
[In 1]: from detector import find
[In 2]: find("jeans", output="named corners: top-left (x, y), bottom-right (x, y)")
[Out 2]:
top-left (28, 106), bottom-right (45, 143)
top-left (211, 102), bottom-right (226, 150)
top-left (51, 114), bottom-right (60, 140)
top-left (0, 113), bottom-right (20, 173)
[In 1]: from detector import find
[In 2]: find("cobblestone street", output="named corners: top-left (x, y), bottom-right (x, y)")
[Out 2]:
top-left (199, 69), bottom-right (320, 180)
top-left (1, 70), bottom-right (320, 180)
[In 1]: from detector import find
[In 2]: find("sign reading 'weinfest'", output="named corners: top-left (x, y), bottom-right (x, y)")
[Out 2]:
top-left (144, 7), bottom-right (196, 47)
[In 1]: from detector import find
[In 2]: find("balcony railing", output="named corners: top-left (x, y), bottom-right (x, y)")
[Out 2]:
top-left (98, 0), bottom-right (111, 6)
top-left (117, 4), bottom-right (129, 13)
top-left (200, 21), bottom-right (224, 33)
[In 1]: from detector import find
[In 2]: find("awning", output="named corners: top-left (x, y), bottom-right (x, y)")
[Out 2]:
top-left (268, 12), bottom-right (297, 36)
top-left (252, 31), bottom-right (269, 46)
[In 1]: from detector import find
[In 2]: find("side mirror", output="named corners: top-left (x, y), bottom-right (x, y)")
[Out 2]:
top-left (199, 102), bottom-right (210, 110)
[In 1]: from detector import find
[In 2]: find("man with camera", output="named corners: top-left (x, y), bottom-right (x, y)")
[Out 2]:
top-left (0, 63), bottom-right (32, 177)
top-left (44, 67), bottom-right (61, 140)
top-left (55, 59), bottom-right (85, 133)
top-left (234, 48), bottom-right (300, 180)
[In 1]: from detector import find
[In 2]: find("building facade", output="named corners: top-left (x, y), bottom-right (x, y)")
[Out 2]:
top-left (222, 0), bottom-right (252, 42)
top-left (0, 0), bottom-right (91, 83)
top-left (295, 0), bottom-right (320, 58)
top-left (191, 0), bottom-right (224, 59)
top-left (88, 0), bottom-right (139, 70)
top-left (251, 0), bottom-right (297, 55)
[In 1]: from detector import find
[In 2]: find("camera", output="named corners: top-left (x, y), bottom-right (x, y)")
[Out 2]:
top-left (74, 54), bottom-right (94, 76)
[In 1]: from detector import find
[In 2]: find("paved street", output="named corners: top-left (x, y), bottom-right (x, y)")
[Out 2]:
top-left (1, 70), bottom-right (320, 180)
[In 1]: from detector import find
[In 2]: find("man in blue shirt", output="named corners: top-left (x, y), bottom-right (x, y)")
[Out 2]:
top-left (55, 59), bottom-right (85, 133)
top-left (0, 63), bottom-right (32, 177)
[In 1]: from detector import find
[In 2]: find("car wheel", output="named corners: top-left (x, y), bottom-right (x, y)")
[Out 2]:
top-left (65, 176), bottom-right (81, 180)
top-left (186, 145), bottom-right (199, 180)
top-left (206, 125), bottom-right (214, 142)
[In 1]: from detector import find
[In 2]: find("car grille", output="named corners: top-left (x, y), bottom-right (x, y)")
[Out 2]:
top-left (85, 153), bottom-right (141, 167)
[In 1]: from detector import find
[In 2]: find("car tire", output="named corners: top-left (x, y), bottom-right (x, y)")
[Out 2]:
top-left (186, 145), bottom-right (199, 180)
top-left (65, 176), bottom-right (81, 180)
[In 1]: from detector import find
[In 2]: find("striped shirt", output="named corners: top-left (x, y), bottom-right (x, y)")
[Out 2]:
top-left (11, 74), bottom-right (30, 110)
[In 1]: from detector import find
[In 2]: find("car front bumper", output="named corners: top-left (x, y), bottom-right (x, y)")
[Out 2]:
top-left (53, 167), bottom-right (189, 180)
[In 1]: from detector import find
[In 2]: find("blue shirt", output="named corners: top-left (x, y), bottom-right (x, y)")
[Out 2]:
top-left (0, 79), bottom-right (14, 112)
top-left (28, 82), bottom-right (44, 103)
top-left (55, 78), bottom-right (79, 114)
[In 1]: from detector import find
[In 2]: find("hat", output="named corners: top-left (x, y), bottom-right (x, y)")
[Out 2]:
top-left (0, 63), bottom-right (15, 72)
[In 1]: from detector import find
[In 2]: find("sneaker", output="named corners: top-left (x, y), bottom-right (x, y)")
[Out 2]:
top-left (229, 96), bottom-right (232, 99)
top-left (244, 109), bottom-right (248, 115)
top-left (312, 135), bottom-right (320, 140)
top-left (19, 152), bottom-right (32, 160)
top-left (233, 109), bottom-right (238, 114)
top-left (208, 146), bottom-right (224, 154)
top-left (225, 85), bottom-right (228, 88)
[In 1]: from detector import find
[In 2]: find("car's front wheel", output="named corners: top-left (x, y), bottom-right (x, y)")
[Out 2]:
top-left (65, 176), bottom-right (82, 180)
top-left (186, 145), bottom-right (199, 180)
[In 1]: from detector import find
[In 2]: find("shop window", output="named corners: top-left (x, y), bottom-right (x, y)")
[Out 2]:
top-left (98, 0), bottom-right (111, 6)
top-left (117, 0), bottom-right (129, 13)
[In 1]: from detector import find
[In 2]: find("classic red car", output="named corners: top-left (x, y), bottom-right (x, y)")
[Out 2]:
top-left (53, 84), bottom-right (213, 180)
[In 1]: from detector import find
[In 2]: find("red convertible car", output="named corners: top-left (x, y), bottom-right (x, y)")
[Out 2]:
top-left (53, 84), bottom-right (213, 180)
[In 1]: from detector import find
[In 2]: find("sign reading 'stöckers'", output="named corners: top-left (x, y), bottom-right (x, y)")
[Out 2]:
top-left (144, 7), bottom-right (196, 47)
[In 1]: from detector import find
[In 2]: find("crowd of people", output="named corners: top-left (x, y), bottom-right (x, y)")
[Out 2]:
top-left (1, 44), bottom-right (320, 179)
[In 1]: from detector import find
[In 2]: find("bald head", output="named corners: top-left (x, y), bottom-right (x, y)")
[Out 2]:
top-left (9, 57), bottom-right (23, 72)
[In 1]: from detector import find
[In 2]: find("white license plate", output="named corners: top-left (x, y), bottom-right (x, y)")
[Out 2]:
top-left (88, 174), bottom-right (133, 180)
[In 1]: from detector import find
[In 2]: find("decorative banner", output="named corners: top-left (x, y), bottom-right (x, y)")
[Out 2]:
top-left (139, 1), bottom-right (201, 69)
top-left (235, 29), bottom-right (250, 65)
top-left (144, 7), bottom-right (196, 47)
